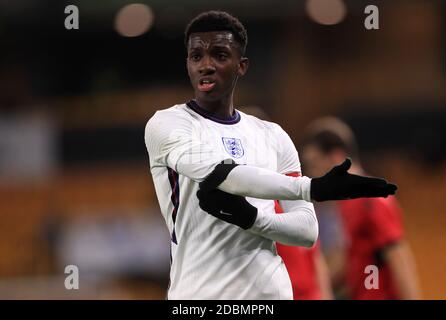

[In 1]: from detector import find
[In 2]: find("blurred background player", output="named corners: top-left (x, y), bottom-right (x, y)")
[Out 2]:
top-left (241, 106), bottom-right (333, 300)
top-left (301, 117), bottom-right (421, 300)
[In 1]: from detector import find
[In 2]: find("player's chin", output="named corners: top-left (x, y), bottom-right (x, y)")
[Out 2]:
top-left (195, 89), bottom-right (222, 101)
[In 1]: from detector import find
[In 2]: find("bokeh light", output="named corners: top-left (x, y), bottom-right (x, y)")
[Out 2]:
top-left (306, 0), bottom-right (347, 25)
top-left (115, 4), bottom-right (154, 37)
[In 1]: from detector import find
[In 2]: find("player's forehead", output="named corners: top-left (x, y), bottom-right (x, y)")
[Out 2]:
top-left (188, 31), bottom-right (237, 51)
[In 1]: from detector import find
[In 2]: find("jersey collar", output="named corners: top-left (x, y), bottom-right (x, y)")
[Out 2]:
top-left (186, 100), bottom-right (241, 125)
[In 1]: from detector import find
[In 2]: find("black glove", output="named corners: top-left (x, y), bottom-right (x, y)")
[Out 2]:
top-left (197, 188), bottom-right (258, 230)
top-left (310, 158), bottom-right (398, 202)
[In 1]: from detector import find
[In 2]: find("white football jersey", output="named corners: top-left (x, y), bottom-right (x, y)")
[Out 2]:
top-left (144, 100), bottom-right (301, 300)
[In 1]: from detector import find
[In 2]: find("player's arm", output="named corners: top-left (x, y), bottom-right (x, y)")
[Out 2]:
top-left (203, 158), bottom-right (397, 203)
top-left (197, 188), bottom-right (318, 247)
top-left (201, 123), bottom-right (397, 202)
top-left (250, 199), bottom-right (318, 247)
top-left (314, 248), bottom-right (334, 300)
top-left (368, 198), bottom-right (420, 299)
top-left (384, 240), bottom-right (421, 299)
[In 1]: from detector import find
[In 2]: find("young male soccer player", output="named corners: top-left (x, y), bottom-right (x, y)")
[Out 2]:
top-left (144, 11), bottom-right (397, 299)
top-left (301, 118), bottom-right (420, 299)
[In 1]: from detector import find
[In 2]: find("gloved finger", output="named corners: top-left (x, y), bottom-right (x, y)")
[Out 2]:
top-left (352, 175), bottom-right (388, 188)
top-left (199, 201), bottom-right (219, 214)
top-left (358, 179), bottom-right (398, 197)
top-left (197, 188), bottom-right (221, 200)
top-left (333, 158), bottom-right (352, 174)
top-left (387, 183), bottom-right (398, 193)
top-left (353, 184), bottom-right (397, 198)
top-left (207, 190), bottom-right (229, 204)
top-left (197, 189), bottom-right (210, 201)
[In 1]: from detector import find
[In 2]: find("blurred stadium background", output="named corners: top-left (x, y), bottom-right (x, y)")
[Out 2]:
top-left (0, 0), bottom-right (445, 299)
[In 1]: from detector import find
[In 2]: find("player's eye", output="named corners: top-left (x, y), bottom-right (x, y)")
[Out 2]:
top-left (217, 53), bottom-right (228, 61)
top-left (190, 54), bottom-right (201, 61)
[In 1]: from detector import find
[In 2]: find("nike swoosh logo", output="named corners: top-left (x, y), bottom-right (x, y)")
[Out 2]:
top-left (219, 210), bottom-right (232, 216)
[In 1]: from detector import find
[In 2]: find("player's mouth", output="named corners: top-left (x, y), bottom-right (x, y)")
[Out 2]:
top-left (197, 78), bottom-right (216, 92)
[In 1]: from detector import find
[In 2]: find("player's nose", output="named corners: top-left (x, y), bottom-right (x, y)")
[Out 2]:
top-left (199, 56), bottom-right (216, 74)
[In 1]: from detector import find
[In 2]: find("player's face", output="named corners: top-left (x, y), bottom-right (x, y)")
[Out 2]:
top-left (187, 31), bottom-right (248, 104)
top-left (302, 145), bottom-right (338, 178)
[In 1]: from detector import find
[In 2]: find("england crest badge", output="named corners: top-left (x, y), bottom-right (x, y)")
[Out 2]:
top-left (222, 137), bottom-right (244, 158)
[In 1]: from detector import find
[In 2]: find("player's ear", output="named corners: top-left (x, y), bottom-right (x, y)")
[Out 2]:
top-left (237, 57), bottom-right (249, 77)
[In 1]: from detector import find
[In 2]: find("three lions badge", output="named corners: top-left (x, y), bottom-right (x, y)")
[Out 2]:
top-left (222, 137), bottom-right (244, 158)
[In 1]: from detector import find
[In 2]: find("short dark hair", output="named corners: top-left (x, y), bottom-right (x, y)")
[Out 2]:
top-left (301, 117), bottom-right (359, 160)
top-left (184, 10), bottom-right (248, 55)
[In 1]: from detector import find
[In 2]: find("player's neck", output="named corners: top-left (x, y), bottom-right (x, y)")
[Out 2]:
top-left (195, 95), bottom-right (235, 119)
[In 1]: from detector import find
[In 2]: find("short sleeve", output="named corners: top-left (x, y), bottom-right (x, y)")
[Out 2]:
top-left (144, 108), bottom-right (232, 181)
top-left (274, 124), bottom-right (301, 175)
top-left (368, 197), bottom-right (404, 249)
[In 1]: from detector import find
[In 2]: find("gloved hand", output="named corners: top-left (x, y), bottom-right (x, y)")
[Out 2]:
top-left (197, 188), bottom-right (257, 230)
top-left (310, 158), bottom-right (398, 202)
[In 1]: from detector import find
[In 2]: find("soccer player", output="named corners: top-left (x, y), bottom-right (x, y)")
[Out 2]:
top-left (301, 117), bottom-right (420, 299)
top-left (144, 11), bottom-right (397, 299)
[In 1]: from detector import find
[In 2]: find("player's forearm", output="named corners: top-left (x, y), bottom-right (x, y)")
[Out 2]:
top-left (218, 165), bottom-right (312, 202)
top-left (315, 251), bottom-right (334, 300)
top-left (248, 202), bottom-right (318, 247)
top-left (205, 159), bottom-right (397, 203)
top-left (386, 241), bottom-right (421, 299)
